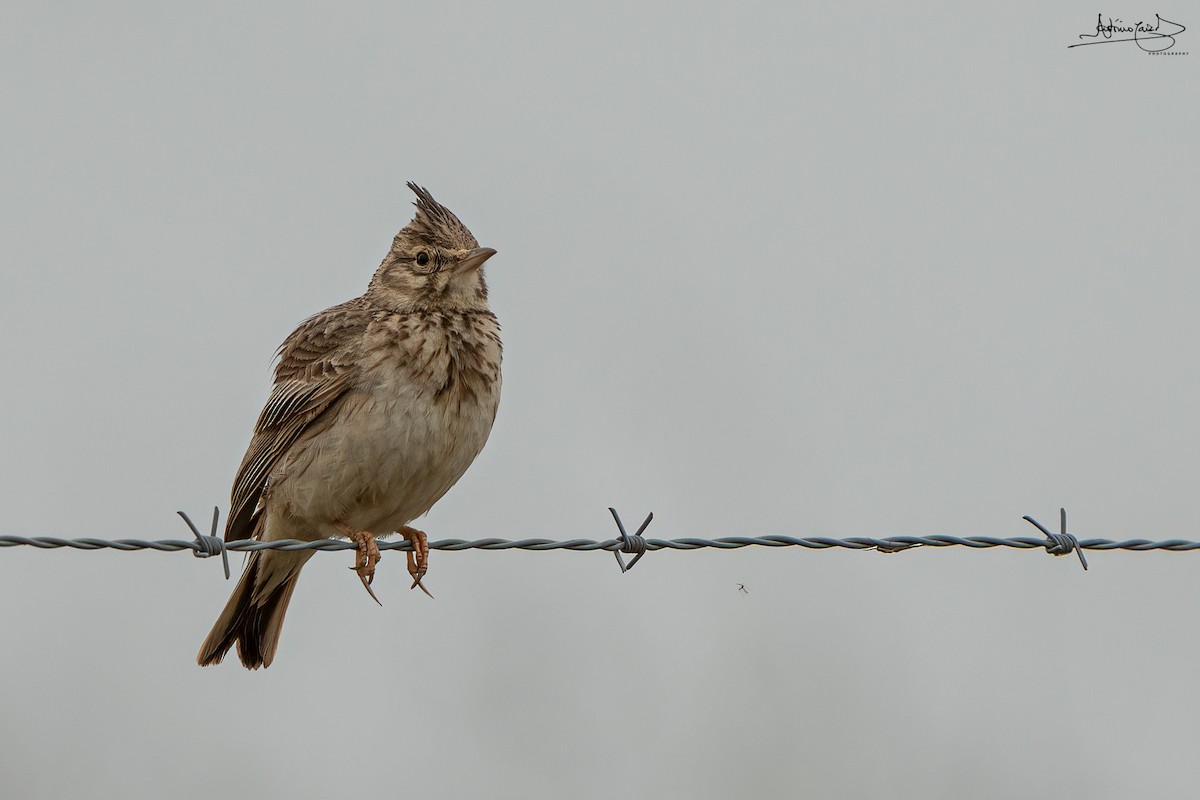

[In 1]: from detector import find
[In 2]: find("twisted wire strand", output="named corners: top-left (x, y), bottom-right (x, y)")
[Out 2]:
top-left (0, 506), bottom-right (1184, 584)
top-left (2, 533), bottom-right (1199, 553)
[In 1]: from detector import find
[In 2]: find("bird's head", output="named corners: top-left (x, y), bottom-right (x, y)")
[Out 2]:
top-left (368, 182), bottom-right (496, 312)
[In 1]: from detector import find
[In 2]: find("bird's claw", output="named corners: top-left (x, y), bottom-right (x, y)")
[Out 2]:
top-left (407, 551), bottom-right (433, 597)
top-left (337, 522), bottom-right (383, 606)
top-left (351, 564), bottom-right (383, 606)
top-left (399, 526), bottom-right (434, 599)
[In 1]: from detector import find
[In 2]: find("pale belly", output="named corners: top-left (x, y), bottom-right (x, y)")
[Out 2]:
top-left (265, 377), bottom-right (500, 538)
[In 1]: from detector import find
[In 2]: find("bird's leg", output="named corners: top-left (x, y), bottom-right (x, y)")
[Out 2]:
top-left (397, 525), bottom-right (434, 598)
top-left (335, 522), bottom-right (382, 606)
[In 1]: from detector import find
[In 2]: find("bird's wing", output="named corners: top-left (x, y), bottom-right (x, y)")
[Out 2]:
top-left (225, 298), bottom-right (372, 541)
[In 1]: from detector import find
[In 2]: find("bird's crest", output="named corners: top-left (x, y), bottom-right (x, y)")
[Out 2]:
top-left (403, 182), bottom-right (478, 249)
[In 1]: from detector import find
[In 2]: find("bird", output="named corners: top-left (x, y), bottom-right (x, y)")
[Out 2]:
top-left (197, 182), bottom-right (502, 669)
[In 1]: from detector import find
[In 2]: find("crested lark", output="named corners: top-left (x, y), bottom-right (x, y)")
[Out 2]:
top-left (198, 183), bottom-right (502, 669)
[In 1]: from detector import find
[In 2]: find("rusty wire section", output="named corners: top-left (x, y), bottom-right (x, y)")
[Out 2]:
top-left (0, 507), bottom-right (1189, 580)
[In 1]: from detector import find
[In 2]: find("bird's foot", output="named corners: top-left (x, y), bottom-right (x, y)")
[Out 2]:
top-left (397, 525), bottom-right (433, 598)
top-left (336, 523), bottom-right (382, 606)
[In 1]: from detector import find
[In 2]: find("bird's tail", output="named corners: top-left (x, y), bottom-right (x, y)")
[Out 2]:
top-left (197, 549), bottom-right (314, 669)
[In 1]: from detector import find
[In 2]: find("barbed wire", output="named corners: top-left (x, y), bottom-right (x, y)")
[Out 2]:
top-left (1, 507), bottom-right (1194, 580)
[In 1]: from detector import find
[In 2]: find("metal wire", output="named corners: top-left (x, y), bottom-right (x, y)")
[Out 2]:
top-left (0, 507), bottom-right (1190, 580)
top-left (7, 533), bottom-right (1194, 552)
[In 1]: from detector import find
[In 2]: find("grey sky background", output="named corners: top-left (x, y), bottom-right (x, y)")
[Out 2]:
top-left (1, 2), bottom-right (1196, 798)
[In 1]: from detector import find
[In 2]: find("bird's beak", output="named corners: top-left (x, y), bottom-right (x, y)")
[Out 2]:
top-left (455, 246), bottom-right (497, 274)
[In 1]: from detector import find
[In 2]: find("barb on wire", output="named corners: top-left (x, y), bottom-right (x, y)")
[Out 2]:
top-left (608, 507), bottom-right (652, 573)
top-left (1023, 507), bottom-right (1088, 571)
top-left (178, 507), bottom-right (230, 579)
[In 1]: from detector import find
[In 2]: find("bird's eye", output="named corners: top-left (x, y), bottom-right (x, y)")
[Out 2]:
top-left (415, 251), bottom-right (430, 267)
